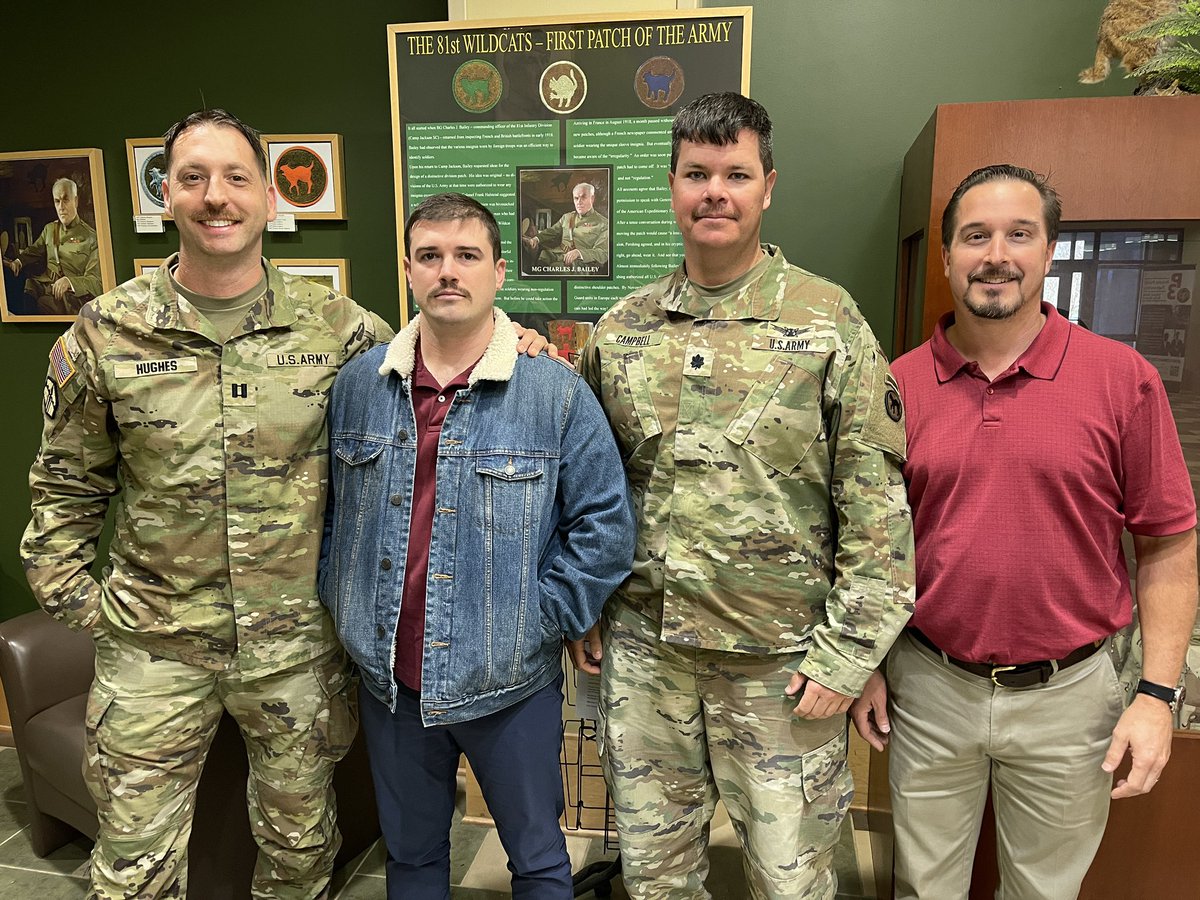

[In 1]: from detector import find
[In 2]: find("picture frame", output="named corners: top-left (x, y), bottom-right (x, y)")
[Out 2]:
top-left (125, 138), bottom-right (172, 219)
top-left (1, 148), bottom-right (117, 323)
top-left (134, 258), bottom-right (165, 278)
top-left (261, 134), bottom-right (346, 220)
top-left (271, 258), bottom-right (350, 295)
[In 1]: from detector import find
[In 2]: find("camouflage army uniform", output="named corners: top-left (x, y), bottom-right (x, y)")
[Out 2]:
top-left (18, 216), bottom-right (102, 315)
top-left (579, 246), bottom-right (914, 900)
top-left (536, 208), bottom-right (610, 268)
top-left (21, 256), bottom-right (392, 900)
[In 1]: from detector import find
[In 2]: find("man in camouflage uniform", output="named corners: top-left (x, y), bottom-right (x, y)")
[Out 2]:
top-left (3, 176), bottom-right (102, 315)
top-left (18, 108), bottom-right (391, 900)
top-left (524, 181), bottom-right (609, 274)
top-left (571, 92), bottom-right (914, 900)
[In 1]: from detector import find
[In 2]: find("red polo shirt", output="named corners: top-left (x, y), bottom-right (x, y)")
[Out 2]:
top-left (395, 343), bottom-right (475, 691)
top-left (893, 303), bottom-right (1195, 664)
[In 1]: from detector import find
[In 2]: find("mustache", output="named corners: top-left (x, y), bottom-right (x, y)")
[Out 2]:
top-left (693, 204), bottom-right (737, 220)
top-left (426, 286), bottom-right (471, 301)
top-left (969, 266), bottom-right (1020, 283)
top-left (193, 206), bottom-right (240, 222)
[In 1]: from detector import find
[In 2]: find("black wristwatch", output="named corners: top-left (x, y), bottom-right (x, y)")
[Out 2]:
top-left (1135, 678), bottom-right (1181, 711)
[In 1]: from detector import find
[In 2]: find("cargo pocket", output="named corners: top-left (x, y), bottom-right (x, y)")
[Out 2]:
top-left (84, 683), bottom-right (118, 804)
top-left (309, 656), bottom-right (359, 764)
top-left (801, 727), bottom-right (850, 805)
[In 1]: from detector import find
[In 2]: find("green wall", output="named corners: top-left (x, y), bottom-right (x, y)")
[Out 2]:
top-left (0, 0), bottom-right (1130, 619)
top-left (705, 0), bottom-right (1127, 335)
top-left (0, 1), bottom-right (447, 619)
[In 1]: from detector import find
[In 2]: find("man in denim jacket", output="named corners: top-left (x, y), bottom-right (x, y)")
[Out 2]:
top-left (319, 193), bottom-right (635, 899)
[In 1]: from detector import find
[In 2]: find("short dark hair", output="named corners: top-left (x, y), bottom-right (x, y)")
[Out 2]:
top-left (941, 164), bottom-right (1062, 248)
top-left (404, 193), bottom-right (503, 263)
top-left (163, 109), bottom-right (268, 179)
top-left (671, 92), bottom-right (773, 175)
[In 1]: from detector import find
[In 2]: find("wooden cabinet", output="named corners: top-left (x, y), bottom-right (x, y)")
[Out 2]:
top-left (895, 96), bottom-right (1200, 356)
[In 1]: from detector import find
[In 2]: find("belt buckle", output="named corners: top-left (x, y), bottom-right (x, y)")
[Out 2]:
top-left (991, 665), bottom-right (1016, 687)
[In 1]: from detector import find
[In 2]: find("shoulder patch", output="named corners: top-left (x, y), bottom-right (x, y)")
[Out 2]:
top-left (49, 335), bottom-right (78, 388)
top-left (857, 352), bottom-right (907, 460)
top-left (884, 384), bottom-right (903, 422)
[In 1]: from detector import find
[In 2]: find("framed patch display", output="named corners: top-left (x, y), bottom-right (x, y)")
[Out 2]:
top-left (271, 258), bottom-right (350, 294)
top-left (1, 148), bottom-right (117, 323)
top-left (261, 134), bottom-right (346, 220)
top-left (134, 258), bottom-right (165, 278)
top-left (125, 138), bottom-right (171, 219)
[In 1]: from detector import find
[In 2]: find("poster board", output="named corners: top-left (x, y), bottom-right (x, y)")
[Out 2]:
top-left (1136, 265), bottom-right (1196, 383)
top-left (388, 9), bottom-right (751, 331)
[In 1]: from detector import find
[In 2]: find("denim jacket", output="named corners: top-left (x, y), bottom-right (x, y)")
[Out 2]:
top-left (319, 309), bottom-right (634, 725)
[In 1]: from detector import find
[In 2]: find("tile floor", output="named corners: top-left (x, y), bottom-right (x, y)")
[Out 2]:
top-left (0, 746), bottom-right (879, 899)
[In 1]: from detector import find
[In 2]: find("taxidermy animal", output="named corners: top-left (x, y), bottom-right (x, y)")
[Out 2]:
top-left (548, 70), bottom-right (578, 108)
top-left (643, 71), bottom-right (675, 100)
top-left (460, 77), bottom-right (490, 104)
top-left (279, 162), bottom-right (315, 195)
top-left (1079, 0), bottom-right (1179, 83)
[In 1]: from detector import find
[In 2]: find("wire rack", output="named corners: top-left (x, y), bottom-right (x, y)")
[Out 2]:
top-left (562, 659), bottom-right (622, 896)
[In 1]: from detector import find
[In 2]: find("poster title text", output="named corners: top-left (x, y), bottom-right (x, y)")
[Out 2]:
top-left (406, 21), bottom-right (734, 56)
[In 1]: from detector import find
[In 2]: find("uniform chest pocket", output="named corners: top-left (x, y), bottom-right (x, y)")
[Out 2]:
top-left (724, 357), bottom-right (822, 476)
top-left (599, 352), bottom-right (662, 459)
top-left (475, 454), bottom-right (545, 536)
top-left (257, 355), bottom-right (340, 462)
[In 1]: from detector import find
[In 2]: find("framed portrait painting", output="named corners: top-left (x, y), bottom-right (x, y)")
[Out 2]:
top-left (261, 134), bottom-right (346, 220)
top-left (1, 148), bottom-right (116, 323)
top-left (271, 258), bottom-right (350, 295)
top-left (126, 138), bottom-right (172, 219)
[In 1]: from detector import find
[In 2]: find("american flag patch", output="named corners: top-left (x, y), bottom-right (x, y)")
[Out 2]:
top-left (50, 336), bottom-right (77, 388)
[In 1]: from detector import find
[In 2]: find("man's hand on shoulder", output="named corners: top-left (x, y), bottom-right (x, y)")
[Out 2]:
top-left (565, 623), bottom-right (602, 676)
top-left (786, 671), bottom-right (853, 719)
top-left (849, 669), bottom-right (891, 751)
top-left (1103, 693), bottom-right (1174, 799)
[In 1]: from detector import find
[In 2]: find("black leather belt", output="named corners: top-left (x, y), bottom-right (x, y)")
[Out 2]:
top-left (908, 628), bottom-right (1103, 688)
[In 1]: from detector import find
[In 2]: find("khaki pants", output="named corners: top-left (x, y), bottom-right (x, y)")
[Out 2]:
top-left (886, 631), bottom-right (1124, 900)
top-left (600, 603), bottom-right (852, 900)
top-left (85, 631), bottom-right (356, 899)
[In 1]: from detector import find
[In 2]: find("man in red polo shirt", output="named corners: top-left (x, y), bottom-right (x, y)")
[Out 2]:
top-left (852, 164), bottom-right (1197, 899)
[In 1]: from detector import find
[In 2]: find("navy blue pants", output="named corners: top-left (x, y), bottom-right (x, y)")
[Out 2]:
top-left (359, 675), bottom-right (572, 899)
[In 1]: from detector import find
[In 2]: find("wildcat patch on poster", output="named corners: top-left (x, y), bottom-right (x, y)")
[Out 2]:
top-left (518, 167), bottom-right (612, 280)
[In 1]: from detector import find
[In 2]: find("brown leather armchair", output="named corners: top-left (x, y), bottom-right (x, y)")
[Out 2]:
top-left (0, 609), bottom-right (380, 899)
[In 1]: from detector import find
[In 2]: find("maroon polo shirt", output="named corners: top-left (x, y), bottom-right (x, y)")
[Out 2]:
top-left (893, 303), bottom-right (1195, 664)
top-left (395, 343), bottom-right (475, 692)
